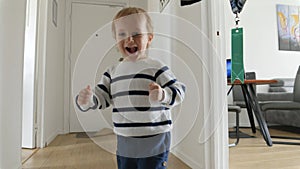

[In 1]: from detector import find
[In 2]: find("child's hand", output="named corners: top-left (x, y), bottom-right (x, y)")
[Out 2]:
top-left (77, 85), bottom-right (93, 106)
top-left (149, 82), bottom-right (164, 102)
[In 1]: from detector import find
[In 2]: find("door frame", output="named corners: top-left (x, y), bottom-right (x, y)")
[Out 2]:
top-left (22, 0), bottom-right (38, 149)
top-left (35, 0), bottom-right (48, 148)
top-left (63, 0), bottom-right (126, 133)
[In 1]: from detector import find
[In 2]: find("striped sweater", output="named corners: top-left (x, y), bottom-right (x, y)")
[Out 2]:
top-left (88, 58), bottom-right (185, 137)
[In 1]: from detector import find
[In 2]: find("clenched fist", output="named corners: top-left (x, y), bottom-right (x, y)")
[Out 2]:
top-left (148, 82), bottom-right (164, 102)
top-left (77, 85), bottom-right (93, 106)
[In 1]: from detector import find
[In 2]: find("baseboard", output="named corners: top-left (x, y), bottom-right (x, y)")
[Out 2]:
top-left (171, 149), bottom-right (201, 169)
top-left (60, 129), bottom-right (69, 135)
top-left (45, 129), bottom-right (63, 147)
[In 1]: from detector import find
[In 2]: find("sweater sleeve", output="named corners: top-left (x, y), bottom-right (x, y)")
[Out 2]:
top-left (155, 66), bottom-right (186, 107)
top-left (93, 69), bottom-right (113, 110)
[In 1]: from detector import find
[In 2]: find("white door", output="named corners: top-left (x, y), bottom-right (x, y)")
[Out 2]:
top-left (69, 2), bottom-right (122, 132)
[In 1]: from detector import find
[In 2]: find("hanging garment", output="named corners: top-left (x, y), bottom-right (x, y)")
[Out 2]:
top-left (230, 0), bottom-right (247, 14)
top-left (181, 0), bottom-right (202, 6)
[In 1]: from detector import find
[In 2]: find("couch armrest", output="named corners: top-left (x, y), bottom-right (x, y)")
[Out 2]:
top-left (257, 92), bottom-right (293, 101)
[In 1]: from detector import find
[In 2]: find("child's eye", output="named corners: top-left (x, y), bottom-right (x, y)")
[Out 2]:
top-left (118, 32), bottom-right (127, 37)
top-left (132, 32), bottom-right (142, 38)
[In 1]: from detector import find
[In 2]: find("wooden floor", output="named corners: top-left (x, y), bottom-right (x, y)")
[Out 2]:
top-left (22, 129), bottom-right (191, 169)
top-left (22, 148), bottom-right (38, 164)
top-left (22, 127), bottom-right (300, 169)
top-left (229, 127), bottom-right (300, 169)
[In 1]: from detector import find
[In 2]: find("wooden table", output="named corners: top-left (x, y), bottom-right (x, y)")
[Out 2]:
top-left (228, 79), bottom-right (278, 146)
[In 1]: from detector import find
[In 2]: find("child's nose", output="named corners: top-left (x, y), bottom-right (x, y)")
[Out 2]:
top-left (127, 36), bottom-right (134, 42)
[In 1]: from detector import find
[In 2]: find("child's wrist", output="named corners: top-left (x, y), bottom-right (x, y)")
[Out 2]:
top-left (160, 89), bottom-right (165, 101)
top-left (160, 88), bottom-right (170, 104)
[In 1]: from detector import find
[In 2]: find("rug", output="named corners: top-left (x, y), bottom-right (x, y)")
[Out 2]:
top-left (75, 128), bottom-right (115, 138)
top-left (75, 132), bottom-right (90, 138)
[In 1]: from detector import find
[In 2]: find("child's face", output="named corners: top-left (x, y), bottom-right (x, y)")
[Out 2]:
top-left (114, 14), bottom-right (153, 61)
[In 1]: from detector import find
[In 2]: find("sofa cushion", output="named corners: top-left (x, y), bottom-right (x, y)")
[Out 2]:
top-left (264, 109), bottom-right (300, 128)
top-left (269, 79), bottom-right (284, 87)
top-left (268, 87), bottom-right (287, 92)
top-left (260, 101), bottom-right (300, 111)
top-left (257, 93), bottom-right (293, 101)
top-left (269, 78), bottom-right (294, 93)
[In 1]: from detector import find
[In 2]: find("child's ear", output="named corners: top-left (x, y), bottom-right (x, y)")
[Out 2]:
top-left (148, 33), bottom-right (154, 42)
top-left (147, 33), bottom-right (154, 47)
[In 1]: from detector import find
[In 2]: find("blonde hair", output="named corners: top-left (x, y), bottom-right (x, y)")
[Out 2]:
top-left (111, 7), bottom-right (153, 39)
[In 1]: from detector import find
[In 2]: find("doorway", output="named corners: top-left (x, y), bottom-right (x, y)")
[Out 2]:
top-left (67, 1), bottom-right (123, 132)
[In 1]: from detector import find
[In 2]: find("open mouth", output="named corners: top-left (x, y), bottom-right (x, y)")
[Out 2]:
top-left (125, 47), bottom-right (138, 54)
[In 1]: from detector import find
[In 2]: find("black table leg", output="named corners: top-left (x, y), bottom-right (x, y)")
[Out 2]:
top-left (244, 84), bottom-right (273, 146)
top-left (227, 85), bottom-right (234, 96)
top-left (240, 85), bottom-right (256, 133)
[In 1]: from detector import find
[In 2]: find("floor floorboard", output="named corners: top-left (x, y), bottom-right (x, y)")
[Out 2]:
top-left (22, 129), bottom-right (191, 169)
top-left (229, 127), bottom-right (300, 169)
top-left (22, 127), bottom-right (300, 169)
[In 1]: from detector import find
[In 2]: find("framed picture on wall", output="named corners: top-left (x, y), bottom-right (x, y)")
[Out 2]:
top-left (276, 4), bottom-right (300, 51)
top-left (52, 0), bottom-right (58, 27)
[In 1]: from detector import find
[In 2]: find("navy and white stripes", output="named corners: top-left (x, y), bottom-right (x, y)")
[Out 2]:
top-left (82, 58), bottom-right (185, 136)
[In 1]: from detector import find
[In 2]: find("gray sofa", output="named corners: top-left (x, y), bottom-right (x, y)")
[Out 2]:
top-left (267, 78), bottom-right (294, 93)
top-left (258, 78), bottom-right (294, 102)
top-left (257, 75), bottom-right (300, 128)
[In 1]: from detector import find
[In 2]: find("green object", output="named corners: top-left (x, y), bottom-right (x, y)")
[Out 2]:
top-left (231, 27), bottom-right (244, 83)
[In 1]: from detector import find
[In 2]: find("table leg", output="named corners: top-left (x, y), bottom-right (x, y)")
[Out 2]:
top-left (245, 84), bottom-right (273, 146)
top-left (240, 85), bottom-right (256, 133)
top-left (227, 85), bottom-right (234, 96)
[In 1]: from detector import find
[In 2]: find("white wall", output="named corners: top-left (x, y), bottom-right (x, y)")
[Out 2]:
top-left (225, 0), bottom-right (300, 92)
top-left (164, 1), bottom-right (228, 169)
top-left (0, 0), bottom-right (26, 168)
top-left (166, 2), bottom-right (206, 168)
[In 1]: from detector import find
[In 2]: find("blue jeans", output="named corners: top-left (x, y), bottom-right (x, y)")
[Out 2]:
top-left (117, 151), bottom-right (169, 169)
